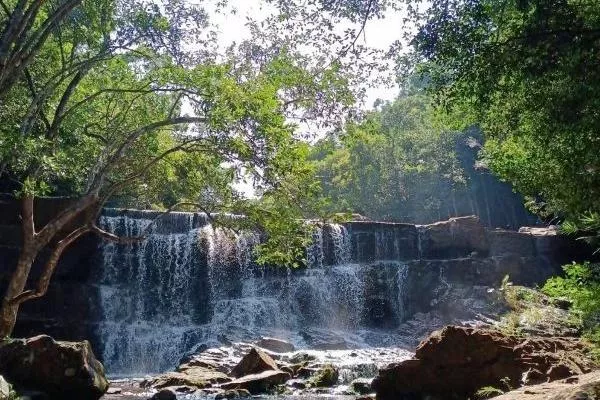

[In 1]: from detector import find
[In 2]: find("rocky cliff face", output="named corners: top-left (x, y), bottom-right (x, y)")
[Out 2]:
top-left (0, 201), bottom-right (592, 376)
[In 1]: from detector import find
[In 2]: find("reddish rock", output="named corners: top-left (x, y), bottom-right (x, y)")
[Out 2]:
top-left (230, 348), bottom-right (279, 378)
top-left (221, 370), bottom-right (290, 394)
top-left (372, 326), bottom-right (595, 400)
top-left (141, 368), bottom-right (231, 389)
top-left (0, 335), bottom-right (108, 400)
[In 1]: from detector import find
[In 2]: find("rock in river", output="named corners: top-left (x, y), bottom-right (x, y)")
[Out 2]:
top-left (372, 325), bottom-right (595, 400)
top-left (230, 347), bottom-right (279, 378)
top-left (221, 370), bottom-right (290, 394)
top-left (0, 335), bottom-right (108, 400)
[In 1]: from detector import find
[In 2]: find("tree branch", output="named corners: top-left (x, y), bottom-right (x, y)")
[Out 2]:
top-left (10, 224), bottom-right (90, 305)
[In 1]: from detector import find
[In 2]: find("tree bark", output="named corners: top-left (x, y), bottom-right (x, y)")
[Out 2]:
top-left (0, 195), bottom-right (96, 337)
top-left (0, 196), bottom-right (36, 338)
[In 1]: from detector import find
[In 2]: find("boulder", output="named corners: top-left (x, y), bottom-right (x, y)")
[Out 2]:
top-left (308, 364), bottom-right (339, 387)
top-left (230, 348), bottom-right (279, 378)
top-left (215, 389), bottom-right (251, 399)
top-left (372, 326), bottom-right (595, 400)
top-left (350, 378), bottom-right (372, 395)
top-left (255, 337), bottom-right (295, 353)
top-left (142, 368), bottom-right (230, 389)
top-left (0, 335), bottom-right (108, 400)
top-left (150, 388), bottom-right (176, 400)
top-left (221, 370), bottom-right (290, 394)
top-left (419, 216), bottom-right (489, 259)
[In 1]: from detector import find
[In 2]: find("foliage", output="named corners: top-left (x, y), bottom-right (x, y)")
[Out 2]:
top-left (309, 93), bottom-right (467, 221)
top-left (543, 262), bottom-right (600, 333)
top-left (0, 0), bottom-right (384, 268)
top-left (406, 0), bottom-right (600, 227)
top-left (475, 386), bottom-right (505, 399)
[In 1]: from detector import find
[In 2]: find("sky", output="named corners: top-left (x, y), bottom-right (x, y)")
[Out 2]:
top-left (206, 1), bottom-right (408, 108)
top-left (201, 1), bottom-right (410, 196)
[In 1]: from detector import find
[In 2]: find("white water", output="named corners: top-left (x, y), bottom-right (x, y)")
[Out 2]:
top-left (94, 213), bottom-right (411, 376)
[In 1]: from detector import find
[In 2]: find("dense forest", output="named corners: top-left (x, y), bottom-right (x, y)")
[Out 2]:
top-left (1, 0), bottom-right (600, 399)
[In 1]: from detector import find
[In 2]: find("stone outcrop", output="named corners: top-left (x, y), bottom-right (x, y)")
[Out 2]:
top-left (419, 216), bottom-right (489, 258)
top-left (230, 348), bottom-right (279, 378)
top-left (492, 370), bottom-right (600, 399)
top-left (0, 335), bottom-right (108, 400)
top-left (372, 326), bottom-right (595, 400)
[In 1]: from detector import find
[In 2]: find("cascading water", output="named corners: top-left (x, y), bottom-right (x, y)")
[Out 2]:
top-left (94, 212), bottom-right (413, 376)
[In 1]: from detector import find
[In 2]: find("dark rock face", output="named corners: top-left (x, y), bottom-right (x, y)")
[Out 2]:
top-left (372, 326), bottom-right (596, 400)
top-left (0, 335), bottom-right (108, 400)
top-left (419, 216), bottom-right (489, 259)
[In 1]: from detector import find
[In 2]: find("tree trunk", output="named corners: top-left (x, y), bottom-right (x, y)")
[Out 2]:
top-left (0, 247), bottom-right (36, 338)
top-left (0, 195), bottom-right (97, 337)
top-left (0, 196), bottom-right (36, 338)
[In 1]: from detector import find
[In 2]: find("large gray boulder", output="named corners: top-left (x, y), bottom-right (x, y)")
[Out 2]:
top-left (0, 335), bottom-right (108, 400)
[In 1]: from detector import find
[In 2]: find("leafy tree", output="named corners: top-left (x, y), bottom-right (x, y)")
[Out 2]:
top-left (310, 93), bottom-right (467, 221)
top-left (404, 0), bottom-right (600, 223)
top-left (0, 0), bottom-right (370, 337)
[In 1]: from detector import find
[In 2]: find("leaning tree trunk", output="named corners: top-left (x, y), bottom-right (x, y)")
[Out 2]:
top-left (0, 195), bottom-right (96, 337)
top-left (0, 248), bottom-right (37, 337)
top-left (0, 196), bottom-right (37, 338)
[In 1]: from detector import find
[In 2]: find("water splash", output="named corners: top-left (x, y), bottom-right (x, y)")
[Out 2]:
top-left (94, 212), bottom-right (412, 375)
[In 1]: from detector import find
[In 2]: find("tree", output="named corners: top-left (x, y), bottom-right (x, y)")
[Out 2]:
top-left (404, 0), bottom-right (600, 223)
top-left (310, 93), bottom-right (466, 221)
top-left (0, 0), bottom-right (373, 337)
top-left (0, 0), bottom-right (83, 97)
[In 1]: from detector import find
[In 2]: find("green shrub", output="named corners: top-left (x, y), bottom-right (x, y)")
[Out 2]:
top-left (542, 262), bottom-right (600, 344)
top-left (475, 386), bottom-right (504, 399)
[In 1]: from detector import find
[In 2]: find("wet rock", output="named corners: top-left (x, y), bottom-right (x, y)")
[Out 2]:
top-left (230, 348), bottom-right (279, 378)
top-left (142, 368), bottom-right (230, 389)
top-left (287, 352), bottom-right (316, 364)
top-left (255, 337), bottom-right (295, 353)
top-left (221, 370), bottom-right (290, 394)
top-left (308, 364), bottom-right (339, 387)
top-left (299, 329), bottom-right (349, 350)
top-left (215, 389), bottom-right (251, 399)
top-left (0, 335), bottom-right (108, 400)
top-left (105, 387), bottom-right (122, 394)
top-left (350, 378), bottom-right (373, 395)
top-left (297, 367), bottom-right (318, 379)
top-left (150, 388), bottom-right (176, 400)
top-left (372, 326), bottom-right (595, 400)
top-left (288, 379), bottom-right (306, 389)
top-left (177, 358), bottom-right (228, 373)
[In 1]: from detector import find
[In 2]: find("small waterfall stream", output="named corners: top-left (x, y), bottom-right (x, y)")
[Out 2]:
top-left (94, 211), bottom-right (414, 376)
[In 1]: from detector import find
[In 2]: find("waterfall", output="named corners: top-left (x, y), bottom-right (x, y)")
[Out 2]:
top-left (94, 212), bottom-right (412, 376)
